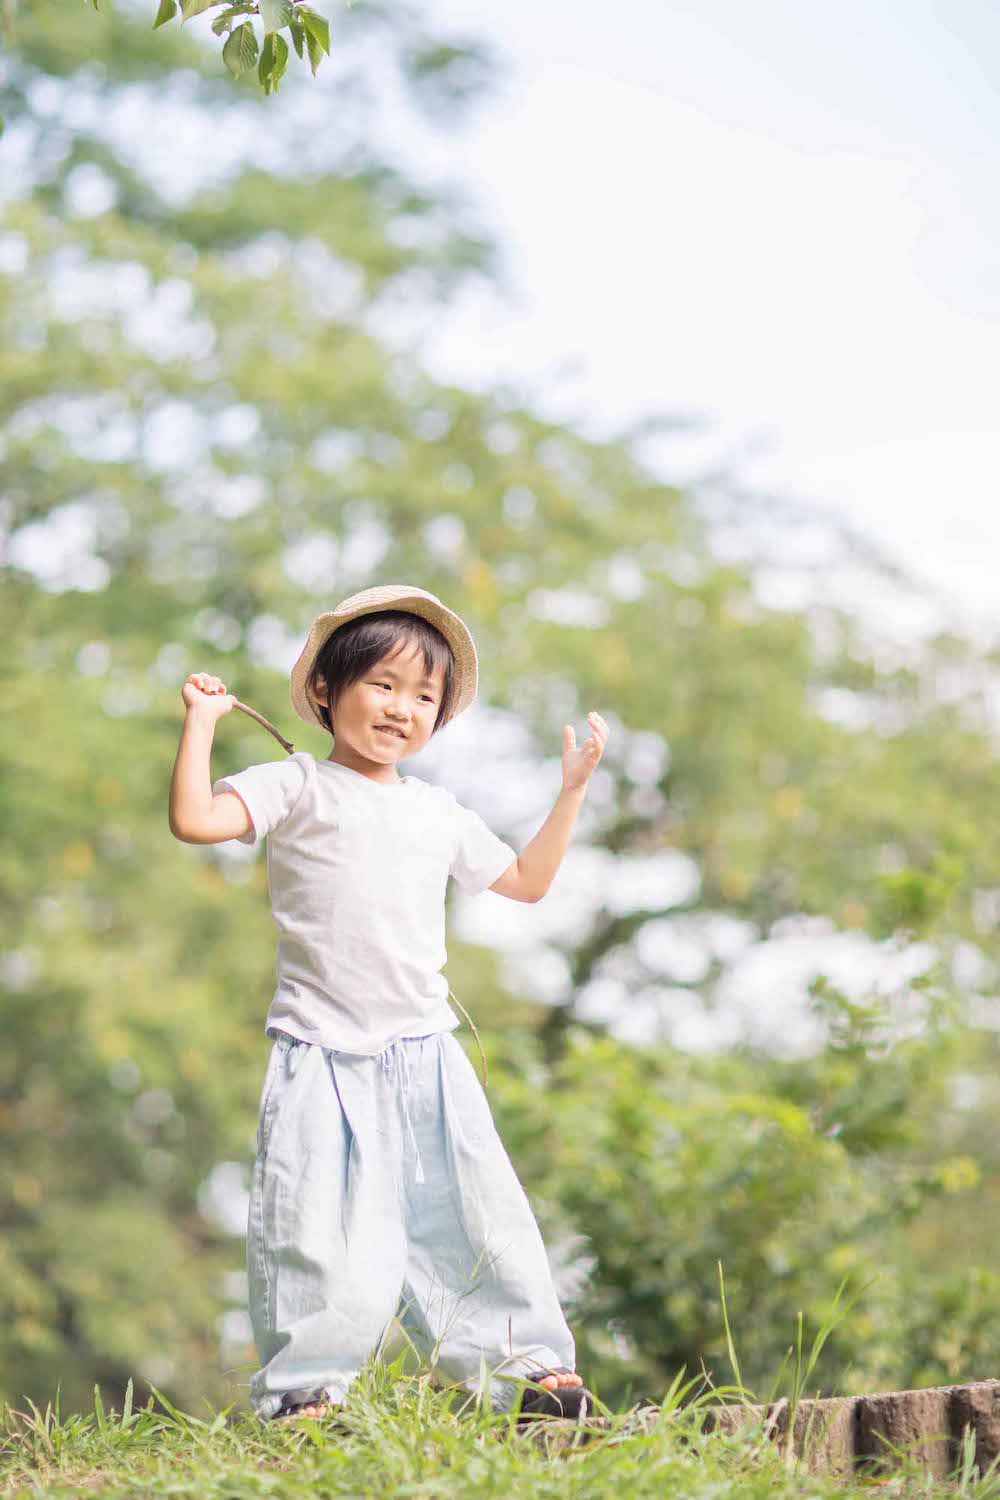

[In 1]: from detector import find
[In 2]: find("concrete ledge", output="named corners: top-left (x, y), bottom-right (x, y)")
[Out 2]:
top-left (699, 1392), bottom-right (857, 1476)
top-left (698, 1377), bottom-right (1000, 1477)
top-left (510, 1378), bottom-right (1000, 1476)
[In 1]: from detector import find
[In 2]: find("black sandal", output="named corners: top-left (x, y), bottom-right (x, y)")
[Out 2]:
top-left (270, 1386), bottom-right (340, 1422)
top-left (516, 1365), bottom-right (594, 1420)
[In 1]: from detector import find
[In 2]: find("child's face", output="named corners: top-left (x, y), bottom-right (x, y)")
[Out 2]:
top-left (316, 643), bottom-right (447, 770)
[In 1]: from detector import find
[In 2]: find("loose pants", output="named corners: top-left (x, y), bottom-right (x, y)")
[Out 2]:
top-left (246, 1028), bottom-right (576, 1419)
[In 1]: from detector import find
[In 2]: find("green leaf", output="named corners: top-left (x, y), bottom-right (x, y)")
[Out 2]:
top-left (152, 0), bottom-right (177, 28)
top-left (298, 6), bottom-right (329, 75)
top-left (179, 0), bottom-right (228, 21)
top-left (222, 20), bottom-right (258, 76)
top-left (298, 4), bottom-right (329, 56)
top-left (260, 0), bottom-right (293, 33)
top-left (211, 2), bottom-right (252, 34)
top-left (258, 29), bottom-right (289, 93)
top-left (304, 26), bottom-right (324, 75)
top-left (288, 14), bottom-right (305, 58)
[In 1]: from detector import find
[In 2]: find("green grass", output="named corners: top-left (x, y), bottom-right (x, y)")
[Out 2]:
top-left (4, 1274), bottom-right (1000, 1499)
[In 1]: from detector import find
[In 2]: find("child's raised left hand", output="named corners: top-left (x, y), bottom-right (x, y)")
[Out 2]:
top-left (562, 711), bottom-right (608, 791)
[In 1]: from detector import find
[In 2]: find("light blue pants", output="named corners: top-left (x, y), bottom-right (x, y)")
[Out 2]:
top-left (247, 1029), bottom-right (576, 1419)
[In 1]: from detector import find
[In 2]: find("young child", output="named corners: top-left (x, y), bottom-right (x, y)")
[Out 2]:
top-left (168, 583), bottom-right (608, 1424)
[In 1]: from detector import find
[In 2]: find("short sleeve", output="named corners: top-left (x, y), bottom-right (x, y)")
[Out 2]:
top-left (448, 793), bottom-right (518, 895)
top-left (211, 753), bottom-right (308, 846)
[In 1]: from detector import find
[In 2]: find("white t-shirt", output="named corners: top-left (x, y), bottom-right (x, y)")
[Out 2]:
top-left (211, 750), bottom-right (518, 1054)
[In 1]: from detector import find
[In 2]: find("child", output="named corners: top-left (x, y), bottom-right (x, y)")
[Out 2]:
top-left (168, 583), bottom-right (608, 1424)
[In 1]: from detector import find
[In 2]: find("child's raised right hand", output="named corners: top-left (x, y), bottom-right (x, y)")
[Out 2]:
top-left (182, 672), bottom-right (236, 720)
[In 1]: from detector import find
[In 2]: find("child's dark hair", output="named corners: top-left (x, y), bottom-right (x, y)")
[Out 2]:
top-left (308, 610), bottom-right (458, 736)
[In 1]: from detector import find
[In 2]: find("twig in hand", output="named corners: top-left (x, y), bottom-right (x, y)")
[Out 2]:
top-left (232, 699), bottom-right (295, 754)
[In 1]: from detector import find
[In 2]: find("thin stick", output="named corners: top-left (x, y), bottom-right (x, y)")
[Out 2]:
top-left (232, 699), bottom-right (296, 754)
top-left (448, 985), bottom-right (489, 1090)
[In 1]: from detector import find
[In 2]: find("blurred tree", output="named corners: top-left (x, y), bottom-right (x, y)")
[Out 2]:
top-left (4, 0), bottom-right (1000, 1423)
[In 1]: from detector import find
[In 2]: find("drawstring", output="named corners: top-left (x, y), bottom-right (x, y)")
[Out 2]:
top-left (378, 1041), bottom-right (425, 1185)
top-left (375, 987), bottom-right (487, 1190)
top-left (446, 984), bottom-right (488, 1090)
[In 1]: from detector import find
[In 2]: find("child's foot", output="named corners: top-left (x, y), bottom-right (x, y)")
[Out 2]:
top-left (271, 1386), bottom-right (341, 1422)
top-left (516, 1366), bottom-right (593, 1422)
top-left (538, 1373), bottom-right (583, 1392)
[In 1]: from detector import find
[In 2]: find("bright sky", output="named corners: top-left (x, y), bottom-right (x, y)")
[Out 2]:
top-left (404, 0), bottom-right (1000, 638)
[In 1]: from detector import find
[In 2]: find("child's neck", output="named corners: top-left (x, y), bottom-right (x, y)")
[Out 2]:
top-left (325, 750), bottom-right (403, 786)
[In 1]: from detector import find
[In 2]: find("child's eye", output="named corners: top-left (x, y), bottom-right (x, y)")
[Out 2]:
top-left (376, 682), bottom-right (433, 702)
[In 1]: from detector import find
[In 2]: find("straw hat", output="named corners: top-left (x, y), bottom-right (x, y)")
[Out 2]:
top-left (288, 584), bottom-right (480, 732)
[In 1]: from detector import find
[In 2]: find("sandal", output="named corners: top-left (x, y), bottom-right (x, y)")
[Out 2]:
top-left (270, 1386), bottom-right (341, 1423)
top-left (516, 1365), bottom-right (595, 1421)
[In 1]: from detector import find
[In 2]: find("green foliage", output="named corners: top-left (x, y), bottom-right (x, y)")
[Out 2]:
top-left (134, 0), bottom-right (333, 92)
top-left (481, 1011), bottom-right (1000, 1407)
top-left (2, 0), bottom-right (340, 93)
top-left (870, 853), bottom-right (965, 940)
top-left (155, 0), bottom-right (332, 92)
top-left (254, 27), bottom-right (287, 91)
top-left (220, 20), bottom-right (257, 78)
